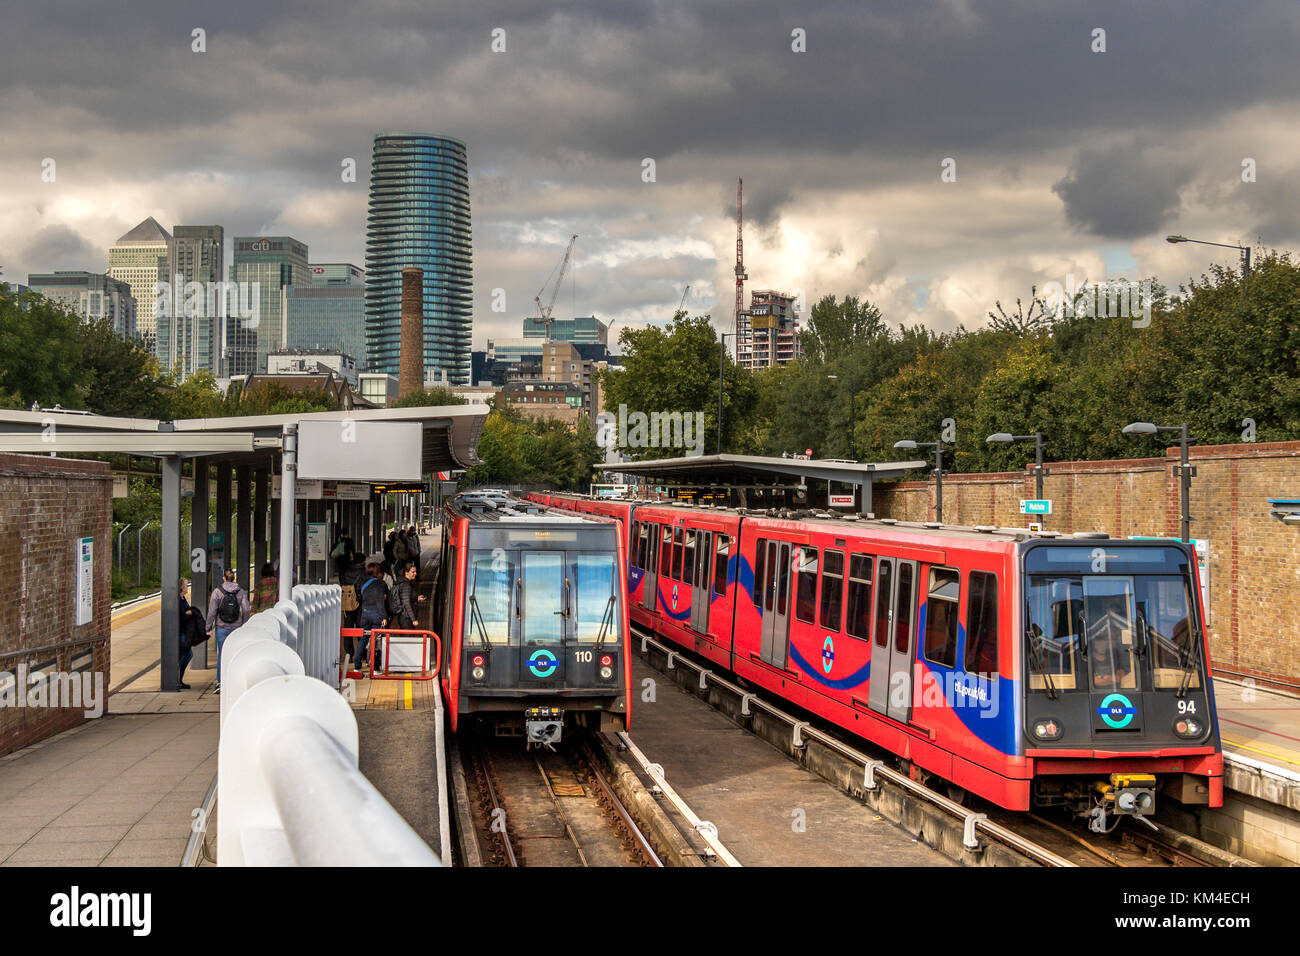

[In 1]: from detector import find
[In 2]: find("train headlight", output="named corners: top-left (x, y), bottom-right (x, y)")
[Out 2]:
top-left (472, 666), bottom-right (486, 680)
top-left (470, 653), bottom-right (487, 682)
top-left (600, 666), bottom-right (614, 680)
top-left (598, 653), bottom-right (615, 682)
top-left (1032, 718), bottom-right (1063, 741)
top-left (1173, 717), bottom-right (1203, 738)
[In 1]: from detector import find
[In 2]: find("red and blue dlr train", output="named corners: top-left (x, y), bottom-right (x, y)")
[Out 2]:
top-left (530, 492), bottom-right (1223, 829)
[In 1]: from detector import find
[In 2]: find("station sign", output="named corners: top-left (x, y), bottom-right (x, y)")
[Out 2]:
top-left (271, 476), bottom-right (323, 499)
top-left (829, 494), bottom-right (856, 507)
top-left (372, 483), bottom-right (426, 495)
top-left (75, 537), bottom-right (93, 626)
top-left (1020, 499), bottom-right (1052, 515)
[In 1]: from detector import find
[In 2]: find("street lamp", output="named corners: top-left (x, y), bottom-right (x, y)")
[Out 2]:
top-left (1166, 234), bottom-right (1251, 293)
top-left (894, 437), bottom-right (946, 522)
top-left (986, 431), bottom-right (1048, 500)
top-left (1123, 421), bottom-right (1196, 542)
top-left (717, 333), bottom-right (733, 454)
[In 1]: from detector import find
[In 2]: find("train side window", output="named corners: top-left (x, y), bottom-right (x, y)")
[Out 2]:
top-left (922, 566), bottom-right (960, 668)
top-left (820, 549), bottom-right (844, 632)
top-left (795, 547), bottom-right (818, 624)
top-left (776, 543), bottom-right (791, 616)
top-left (682, 529), bottom-right (696, 586)
top-left (894, 563), bottom-right (914, 654)
top-left (753, 538), bottom-right (767, 609)
top-left (660, 525), bottom-right (673, 581)
top-left (965, 571), bottom-right (999, 675)
top-left (846, 555), bottom-right (873, 640)
top-left (713, 534), bottom-right (730, 596)
top-left (873, 559), bottom-right (893, 647)
top-left (631, 521), bottom-right (642, 570)
top-left (671, 527), bottom-right (684, 581)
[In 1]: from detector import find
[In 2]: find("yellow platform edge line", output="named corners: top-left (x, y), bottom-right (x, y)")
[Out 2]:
top-left (111, 597), bottom-right (162, 627)
top-left (1222, 736), bottom-right (1300, 769)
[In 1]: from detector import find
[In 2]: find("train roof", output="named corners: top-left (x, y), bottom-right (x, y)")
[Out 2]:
top-left (541, 493), bottom-right (1127, 546)
top-left (448, 494), bottom-right (614, 526)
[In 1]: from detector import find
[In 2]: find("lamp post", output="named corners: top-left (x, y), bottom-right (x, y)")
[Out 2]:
top-left (894, 438), bottom-right (946, 522)
top-left (1123, 421), bottom-right (1195, 542)
top-left (1166, 235), bottom-right (1251, 293)
top-left (986, 431), bottom-right (1048, 499)
top-left (717, 333), bottom-right (734, 454)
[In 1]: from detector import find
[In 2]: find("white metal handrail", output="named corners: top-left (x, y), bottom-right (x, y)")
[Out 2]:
top-left (217, 585), bottom-right (441, 866)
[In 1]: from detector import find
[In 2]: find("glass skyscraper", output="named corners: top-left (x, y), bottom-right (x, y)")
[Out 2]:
top-left (228, 236), bottom-right (310, 376)
top-left (365, 133), bottom-right (472, 384)
top-left (285, 263), bottom-right (366, 364)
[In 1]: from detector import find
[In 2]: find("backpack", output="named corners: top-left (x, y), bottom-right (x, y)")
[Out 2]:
top-left (216, 587), bottom-right (242, 624)
top-left (341, 584), bottom-right (359, 612)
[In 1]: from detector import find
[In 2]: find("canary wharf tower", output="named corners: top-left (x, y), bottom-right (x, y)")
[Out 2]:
top-left (365, 133), bottom-right (472, 384)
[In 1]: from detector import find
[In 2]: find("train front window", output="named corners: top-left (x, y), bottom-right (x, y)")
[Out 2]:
top-left (466, 551), bottom-right (513, 645)
top-left (570, 552), bottom-right (620, 644)
top-left (1025, 544), bottom-right (1205, 694)
top-left (522, 552), bottom-right (565, 644)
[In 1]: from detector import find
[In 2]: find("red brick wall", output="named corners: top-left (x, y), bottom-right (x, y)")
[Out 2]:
top-left (0, 453), bottom-right (112, 755)
top-left (874, 443), bottom-right (1300, 687)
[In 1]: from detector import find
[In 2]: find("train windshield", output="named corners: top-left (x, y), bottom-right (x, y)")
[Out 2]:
top-left (1023, 545), bottom-right (1203, 695)
top-left (465, 549), bottom-right (621, 646)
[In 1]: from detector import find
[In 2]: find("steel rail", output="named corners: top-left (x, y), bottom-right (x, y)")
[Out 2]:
top-left (578, 740), bottom-right (663, 867)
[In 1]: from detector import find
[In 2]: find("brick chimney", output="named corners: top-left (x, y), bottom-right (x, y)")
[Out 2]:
top-left (399, 267), bottom-right (424, 398)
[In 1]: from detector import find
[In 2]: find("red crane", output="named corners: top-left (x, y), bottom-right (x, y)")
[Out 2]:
top-left (733, 178), bottom-right (748, 342)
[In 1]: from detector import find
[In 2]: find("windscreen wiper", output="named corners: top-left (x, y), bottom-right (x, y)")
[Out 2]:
top-left (1177, 622), bottom-right (1201, 699)
top-left (468, 594), bottom-right (490, 647)
top-left (1025, 627), bottom-right (1058, 700)
top-left (595, 595), bottom-right (616, 646)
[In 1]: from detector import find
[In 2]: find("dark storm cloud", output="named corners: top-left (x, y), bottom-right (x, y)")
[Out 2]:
top-left (1052, 143), bottom-right (1189, 239)
top-left (3, 0), bottom-right (1300, 335)
top-left (16, 225), bottom-right (101, 275)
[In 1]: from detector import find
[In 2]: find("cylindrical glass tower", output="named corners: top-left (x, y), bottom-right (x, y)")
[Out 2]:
top-left (365, 133), bottom-right (472, 384)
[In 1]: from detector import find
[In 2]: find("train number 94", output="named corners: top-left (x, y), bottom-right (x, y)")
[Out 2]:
top-left (1177, 699), bottom-right (1197, 714)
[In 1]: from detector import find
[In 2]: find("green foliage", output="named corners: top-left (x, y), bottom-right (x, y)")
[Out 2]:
top-left (465, 405), bottom-right (602, 489)
top-left (391, 386), bottom-right (468, 408)
top-left (112, 475), bottom-right (162, 526)
top-left (0, 284), bottom-right (87, 410)
top-left (597, 313), bottom-right (756, 459)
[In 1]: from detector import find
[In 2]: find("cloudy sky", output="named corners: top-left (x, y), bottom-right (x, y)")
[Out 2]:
top-left (2, 0), bottom-right (1297, 347)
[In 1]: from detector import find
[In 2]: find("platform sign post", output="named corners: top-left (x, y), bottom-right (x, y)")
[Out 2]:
top-left (75, 536), bottom-right (93, 626)
top-left (1020, 499), bottom-right (1052, 516)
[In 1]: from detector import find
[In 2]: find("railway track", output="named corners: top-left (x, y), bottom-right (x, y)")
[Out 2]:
top-left (631, 625), bottom-right (1255, 869)
top-left (459, 732), bottom-right (662, 867)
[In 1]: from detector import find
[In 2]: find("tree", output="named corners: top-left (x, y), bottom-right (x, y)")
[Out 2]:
top-left (987, 286), bottom-right (1055, 336)
top-left (799, 294), bottom-right (887, 365)
top-left (392, 386), bottom-right (468, 408)
top-left (0, 284), bottom-right (86, 409)
top-left (75, 318), bottom-right (169, 418)
top-left (598, 314), bottom-right (756, 458)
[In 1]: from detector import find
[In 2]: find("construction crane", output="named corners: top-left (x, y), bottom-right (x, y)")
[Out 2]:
top-left (734, 178), bottom-right (747, 339)
top-left (678, 284), bottom-right (690, 313)
top-left (531, 234), bottom-right (578, 341)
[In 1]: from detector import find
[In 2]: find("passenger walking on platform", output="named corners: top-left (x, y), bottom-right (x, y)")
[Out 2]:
top-left (253, 562), bottom-right (278, 613)
top-left (331, 531), bottom-right (354, 581)
top-left (340, 557), bottom-right (365, 629)
top-left (206, 569), bottom-right (250, 692)
top-left (393, 529), bottom-right (410, 567)
top-left (178, 579), bottom-right (205, 690)
top-left (392, 560), bottom-right (425, 630)
top-left (406, 526), bottom-right (421, 565)
top-left (355, 559), bottom-right (389, 674)
top-left (383, 531), bottom-right (397, 574)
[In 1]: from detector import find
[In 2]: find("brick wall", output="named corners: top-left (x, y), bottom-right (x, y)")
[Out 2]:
top-left (873, 442), bottom-right (1300, 686)
top-left (0, 453), bottom-right (112, 755)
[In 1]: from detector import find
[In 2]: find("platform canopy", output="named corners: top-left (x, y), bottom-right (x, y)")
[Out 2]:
top-left (598, 452), bottom-right (924, 488)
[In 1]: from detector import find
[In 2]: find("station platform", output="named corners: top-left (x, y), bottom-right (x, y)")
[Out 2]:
top-left (0, 599), bottom-right (217, 866)
top-left (619, 657), bottom-right (952, 866)
top-left (1214, 675), bottom-right (1300, 772)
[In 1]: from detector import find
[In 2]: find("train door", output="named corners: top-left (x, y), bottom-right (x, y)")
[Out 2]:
top-left (641, 522), bottom-right (658, 612)
top-left (690, 530), bottom-right (713, 633)
top-left (759, 540), bottom-right (792, 668)
top-left (520, 551), bottom-right (568, 684)
top-left (867, 558), bottom-right (919, 722)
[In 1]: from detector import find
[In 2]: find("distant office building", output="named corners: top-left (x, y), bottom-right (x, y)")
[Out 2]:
top-left (228, 236), bottom-right (310, 376)
top-left (26, 271), bottom-right (137, 340)
top-left (358, 372), bottom-right (399, 408)
top-left (521, 315), bottom-right (609, 345)
top-left (285, 263), bottom-right (365, 368)
top-left (365, 133), bottom-right (472, 384)
top-left (504, 341), bottom-right (607, 420)
top-left (108, 217), bottom-right (171, 347)
top-left (736, 289), bottom-right (803, 371)
top-left (156, 225), bottom-right (224, 381)
top-left (267, 350), bottom-right (359, 387)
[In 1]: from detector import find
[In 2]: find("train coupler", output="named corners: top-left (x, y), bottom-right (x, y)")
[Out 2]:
top-left (1087, 773), bottom-right (1157, 832)
top-left (525, 707), bottom-right (564, 750)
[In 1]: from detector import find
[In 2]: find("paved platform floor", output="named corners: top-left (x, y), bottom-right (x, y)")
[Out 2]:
top-left (621, 658), bottom-right (952, 866)
top-left (1215, 675), bottom-right (1300, 771)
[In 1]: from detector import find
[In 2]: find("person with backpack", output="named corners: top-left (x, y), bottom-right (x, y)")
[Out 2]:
top-left (205, 568), bottom-right (250, 692)
top-left (406, 526), bottom-right (421, 566)
top-left (355, 559), bottom-right (389, 674)
top-left (390, 560), bottom-right (421, 631)
top-left (331, 531), bottom-right (353, 581)
top-left (177, 578), bottom-right (207, 691)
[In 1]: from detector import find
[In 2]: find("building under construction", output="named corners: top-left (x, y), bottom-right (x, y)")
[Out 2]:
top-left (736, 289), bottom-right (804, 370)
